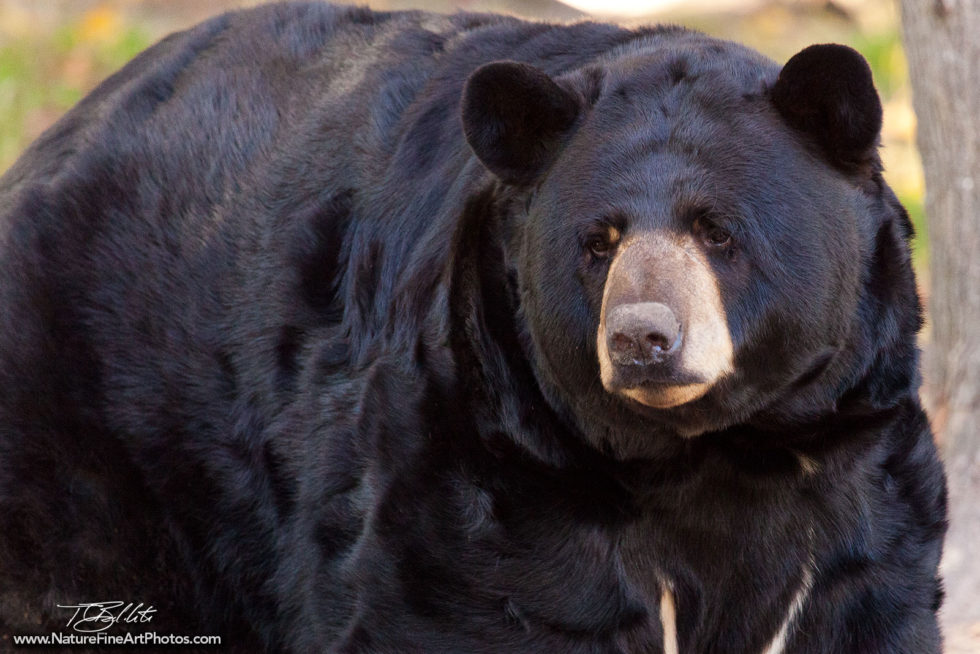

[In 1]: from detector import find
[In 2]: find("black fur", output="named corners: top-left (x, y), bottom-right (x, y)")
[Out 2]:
top-left (462, 61), bottom-right (581, 184)
top-left (0, 3), bottom-right (944, 653)
top-left (771, 44), bottom-right (883, 173)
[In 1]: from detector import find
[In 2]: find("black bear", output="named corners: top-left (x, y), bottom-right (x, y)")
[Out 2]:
top-left (0, 2), bottom-right (946, 652)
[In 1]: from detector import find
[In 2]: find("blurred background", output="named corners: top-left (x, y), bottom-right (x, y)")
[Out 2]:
top-left (0, 0), bottom-right (924, 245)
top-left (0, 0), bottom-right (974, 652)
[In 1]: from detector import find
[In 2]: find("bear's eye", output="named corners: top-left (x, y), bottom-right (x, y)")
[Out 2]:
top-left (587, 235), bottom-right (611, 257)
top-left (584, 224), bottom-right (621, 260)
top-left (694, 216), bottom-right (735, 252)
top-left (705, 225), bottom-right (732, 247)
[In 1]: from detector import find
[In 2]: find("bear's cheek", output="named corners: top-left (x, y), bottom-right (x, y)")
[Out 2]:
top-left (596, 236), bottom-right (735, 410)
top-left (516, 242), bottom-right (606, 400)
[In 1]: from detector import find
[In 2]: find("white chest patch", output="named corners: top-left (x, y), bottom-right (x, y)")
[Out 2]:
top-left (761, 562), bottom-right (814, 654)
top-left (657, 560), bottom-right (814, 654)
top-left (659, 586), bottom-right (679, 654)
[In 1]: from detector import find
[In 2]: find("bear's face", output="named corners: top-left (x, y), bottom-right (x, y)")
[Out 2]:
top-left (462, 39), bottom-right (889, 449)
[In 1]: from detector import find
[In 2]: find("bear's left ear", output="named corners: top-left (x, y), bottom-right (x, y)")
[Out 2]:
top-left (771, 44), bottom-right (882, 172)
top-left (462, 61), bottom-right (581, 186)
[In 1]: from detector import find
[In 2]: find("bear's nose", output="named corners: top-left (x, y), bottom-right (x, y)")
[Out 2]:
top-left (606, 302), bottom-right (681, 367)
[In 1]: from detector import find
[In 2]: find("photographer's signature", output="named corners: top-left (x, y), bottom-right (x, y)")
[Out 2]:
top-left (57, 602), bottom-right (157, 633)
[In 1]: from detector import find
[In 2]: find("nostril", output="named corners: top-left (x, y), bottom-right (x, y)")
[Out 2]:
top-left (605, 302), bottom-right (681, 367)
top-left (611, 333), bottom-right (634, 353)
top-left (645, 332), bottom-right (670, 353)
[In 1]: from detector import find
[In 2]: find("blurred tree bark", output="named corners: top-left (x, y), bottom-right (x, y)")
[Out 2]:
top-left (900, 0), bottom-right (980, 644)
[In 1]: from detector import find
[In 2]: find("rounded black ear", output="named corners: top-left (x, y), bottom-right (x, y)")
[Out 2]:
top-left (462, 61), bottom-right (580, 185)
top-left (771, 44), bottom-right (882, 172)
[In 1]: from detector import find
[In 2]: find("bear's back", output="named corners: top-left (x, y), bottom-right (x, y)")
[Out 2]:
top-left (0, 3), bottom-right (679, 643)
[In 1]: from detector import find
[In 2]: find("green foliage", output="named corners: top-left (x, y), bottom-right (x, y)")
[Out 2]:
top-left (0, 10), bottom-right (151, 173)
top-left (0, 3), bottom-right (929, 268)
top-left (852, 30), bottom-right (906, 97)
top-left (899, 192), bottom-right (928, 269)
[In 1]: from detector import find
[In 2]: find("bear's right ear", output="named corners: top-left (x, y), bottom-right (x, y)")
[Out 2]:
top-left (462, 61), bottom-right (580, 186)
top-left (771, 44), bottom-right (882, 173)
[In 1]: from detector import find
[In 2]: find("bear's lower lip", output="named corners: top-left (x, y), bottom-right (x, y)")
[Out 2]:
top-left (619, 382), bottom-right (712, 409)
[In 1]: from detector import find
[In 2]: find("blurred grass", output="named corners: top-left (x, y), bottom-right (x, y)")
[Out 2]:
top-left (0, 4), bottom-right (152, 170)
top-left (0, 0), bottom-right (926, 266)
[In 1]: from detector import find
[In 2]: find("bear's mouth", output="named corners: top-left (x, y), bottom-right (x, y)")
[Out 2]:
top-left (597, 320), bottom-right (718, 410)
top-left (615, 379), bottom-right (712, 410)
top-left (600, 357), bottom-right (714, 409)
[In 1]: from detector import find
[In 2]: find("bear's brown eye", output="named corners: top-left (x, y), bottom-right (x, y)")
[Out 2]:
top-left (705, 226), bottom-right (732, 247)
top-left (587, 235), bottom-right (611, 257)
top-left (585, 224), bottom-right (621, 260)
top-left (695, 216), bottom-right (734, 250)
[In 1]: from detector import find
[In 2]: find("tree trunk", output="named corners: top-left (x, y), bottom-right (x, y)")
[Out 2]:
top-left (899, 0), bottom-right (980, 649)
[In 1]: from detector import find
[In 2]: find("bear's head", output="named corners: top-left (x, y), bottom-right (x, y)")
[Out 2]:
top-left (460, 38), bottom-right (918, 458)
